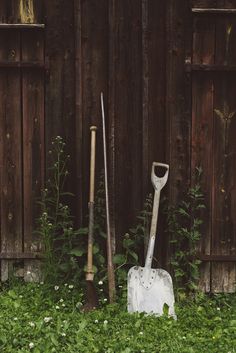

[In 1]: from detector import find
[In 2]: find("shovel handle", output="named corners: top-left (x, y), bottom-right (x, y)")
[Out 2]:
top-left (145, 162), bottom-right (169, 269)
top-left (87, 126), bottom-right (97, 281)
top-left (151, 162), bottom-right (169, 191)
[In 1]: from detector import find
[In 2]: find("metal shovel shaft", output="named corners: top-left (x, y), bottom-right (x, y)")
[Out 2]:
top-left (145, 189), bottom-right (160, 268)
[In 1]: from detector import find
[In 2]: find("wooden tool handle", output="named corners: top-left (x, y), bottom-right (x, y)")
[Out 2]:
top-left (87, 125), bottom-right (97, 281)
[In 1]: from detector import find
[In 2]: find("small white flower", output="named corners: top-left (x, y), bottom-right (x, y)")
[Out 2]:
top-left (59, 299), bottom-right (64, 303)
top-left (27, 271), bottom-right (31, 275)
top-left (182, 336), bottom-right (186, 340)
top-left (94, 319), bottom-right (98, 323)
top-left (40, 281), bottom-right (44, 285)
top-left (19, 295), bottom-right (23, 298)
top-left (103, 298), bottom-right (107, 302)
top-left (54, 285), bottom-right (59, 291)
top-left (217, 307), bottom-right (221, 311)
top-left (29, 342), bottom-right (34, 349)
top-left (103, 320), bottom-right (108, 325)
top-left (98, 281), bottom-right (103, 285)
top-left (76, 302), bottom-right (82, 309)
top-left (13, 317), bottom-right (18, 321)
top-left (139, 332), bottom-right (143, 335)
top-left (55, 305), bottom-right (60, 310)
top-left (61, 332), bottom-right (66, 337)
top-left (64, 283), bottom-right (68, 287)
top-left (100, 289), bottom-right (103, 292)
top-left (68, 284), bottom-right (74, 289)
top-left (62, 303), bottom-right (65, 307)
top-left (118, 285), bottom-right (123, 288)
top-left (29, 322), bottom-right (35, 327)
top-left (141, 350), bottom-right (145, 353)
top-left (63, 320), bottom-right (67, 324)
top-left (44, 317), bottom-right (52, 323)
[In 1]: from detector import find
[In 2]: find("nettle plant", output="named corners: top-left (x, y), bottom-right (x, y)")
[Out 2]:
top-left (166, 167), bottom-right (205, 299)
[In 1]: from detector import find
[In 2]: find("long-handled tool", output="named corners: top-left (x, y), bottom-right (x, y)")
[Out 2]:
top-left (82, 126), bottom-right (99, 312)
top-left (127, 162), bottom-right (176, 318)
top-left (101, 92), bottom-right (116, 303)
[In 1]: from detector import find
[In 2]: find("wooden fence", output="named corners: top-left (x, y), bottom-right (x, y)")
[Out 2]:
top-left (0, 0), bottom-right (235, 292)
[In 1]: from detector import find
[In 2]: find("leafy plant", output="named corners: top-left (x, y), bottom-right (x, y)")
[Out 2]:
top-left (166, 167), bottom-right (205, 298)
top-left (36, 136), bottom-right (83, 284)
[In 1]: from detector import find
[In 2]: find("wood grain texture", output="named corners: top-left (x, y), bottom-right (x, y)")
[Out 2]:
top-left (0, 30), bottom-right (22, 281)
top-left (22, 29), bottom-right (44, 281)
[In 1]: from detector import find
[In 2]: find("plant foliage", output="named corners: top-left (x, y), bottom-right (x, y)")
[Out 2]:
top-left (166, 167), bottom-right (205, 298)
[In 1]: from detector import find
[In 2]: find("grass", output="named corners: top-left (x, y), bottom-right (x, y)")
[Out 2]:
top-left (0, 281), bottom-right (235, 353)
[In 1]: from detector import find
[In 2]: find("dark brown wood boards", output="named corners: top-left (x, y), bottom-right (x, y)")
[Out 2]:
top-left (0, 0), bottom-right (44, 281)
top-left (0, 0), bottom-right (235, 292)
top-left (191, 1), bottom-right (236, 291)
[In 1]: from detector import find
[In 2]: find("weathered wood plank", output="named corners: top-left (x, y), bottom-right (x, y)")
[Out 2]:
top-left (0, 30), bottom-right (22, 281)
top-left (109, 0), bottom-right (143, 251)
top-left (211, 73), bottom-right (236, 292)
top-left (145, 0), bottom-right (167, 266)
top-left (74, 0), bottom-right (83, 226)
top-left (108, 0), bottom-right (117, 254)
top-left (80, 0), bottom-right (109, 226)
top-left (192, 73), bottom-right (214, 292)
top-left (44, 0), bottom-right (76, 212)
top-left (22, 29), bottom-right (44, 281)
top-left (193, 17), bottom-right (215, 65)
top-left (166, 0), bottom-right (192, 271)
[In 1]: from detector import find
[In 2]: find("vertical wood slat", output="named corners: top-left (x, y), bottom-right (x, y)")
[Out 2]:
top-left (22, 29), bottom-right (44, 281)
top-left (108, 0), bottom-right (116, 254)
top-left (166, 0), bottom-right (192, 270)
top-left (44, 0), bottom-right (76, 209)
top-left (191, 13), bottom-right (216, 292)
top-left (80, 0), bottom-right (109, 227)
top-left (0, 30), bottom-right (22, 281)
top-left (74, 0), bottom-right (83, 226)
top-left (142, 0), bottom-right (167, 266)
top-left (211, 72), bottom-right (236, 292)
top-left (191, 74), bottom-right (214, 292)
top-left (109, 0), bottom-right (143, 251)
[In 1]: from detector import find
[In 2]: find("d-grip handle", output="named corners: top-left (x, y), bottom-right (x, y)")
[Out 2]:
top-left (151, 162), bottom-right (169, 191)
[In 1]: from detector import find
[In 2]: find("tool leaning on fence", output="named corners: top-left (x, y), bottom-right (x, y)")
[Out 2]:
top-left (82, 126), bottom-right (99, 312)
top-left (127, 162), bottom-right (176, 319)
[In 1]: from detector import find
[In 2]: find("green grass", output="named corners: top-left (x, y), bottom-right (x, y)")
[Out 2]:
top-left (0, 282), bottom-right (235, 353)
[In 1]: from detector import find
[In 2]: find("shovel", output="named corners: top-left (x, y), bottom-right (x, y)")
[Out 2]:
top-left (127, 162), bottom-right (176, 319)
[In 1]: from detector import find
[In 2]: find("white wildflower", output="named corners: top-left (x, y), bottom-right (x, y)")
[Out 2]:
top-left (55, 305), bottom-right (60, 310)
top-left (13, 317), bottom-right (18, 321)
top-left (103, 320), bottom-right (108, 325)
top-left (103, 298), bottom-right (108, 302)
top-left (54, 285), bottom-right (59, 291)
top-left (29, 322), bottom-right (35, 328)
top-left (68, 284), bottom-right (74, 289)
top-left (98, 281), bottom-right (103, 285)
top-left (29, 342), bottom-right (34, 349)
top-left (40, 281), bottom-right (44, 285)
top-left (118, 285), bottom-right (123, 288)
top-left (61, 333), bottom-right (66, 337)
top-left (59, 298), bottom-right (64, 303)
top-left (44, 317), bottom-right (52, 323)
top-left (64, 283), bottom-right (68, 287)
top-left (139, 332), bottom-right (143, 335)
top-left (94, 319), bottom-right (98, 323)
top-left (62, 303), bottom-right (65, 307)
top-left (217, 307), bottom-right (221, 311)
top-left (19, 295), bottom-right (23, 298)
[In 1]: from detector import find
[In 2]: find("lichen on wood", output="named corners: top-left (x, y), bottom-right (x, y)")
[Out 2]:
top-left (19, 0), bottom-right (35, 23)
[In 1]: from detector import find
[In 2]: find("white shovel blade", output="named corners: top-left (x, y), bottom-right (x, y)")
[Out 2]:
top-left (127, 266), bottom-right (176, 319)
